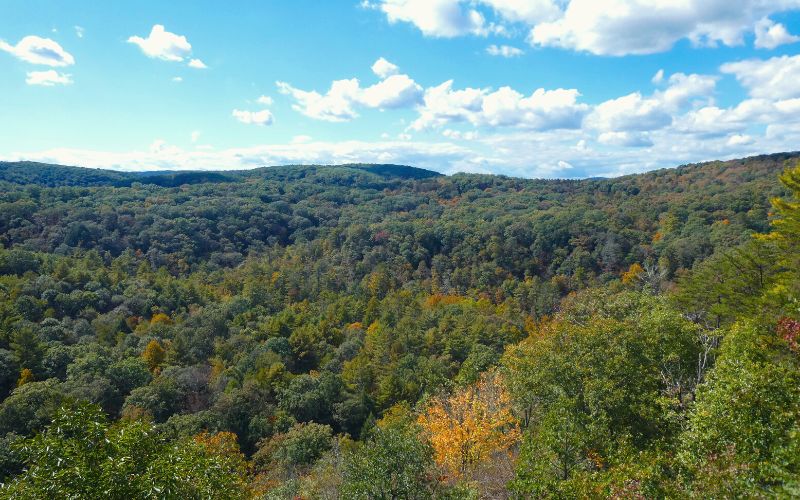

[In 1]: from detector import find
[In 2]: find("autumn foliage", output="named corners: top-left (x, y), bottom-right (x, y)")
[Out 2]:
top-left (778, 317), bottom-right (800, 353)
top-left (418, 371), bottom-right (520, 478)
top-left (141, 339), bottom-right (166, 372)
top-left (621, 262), bottom-right (644, 284)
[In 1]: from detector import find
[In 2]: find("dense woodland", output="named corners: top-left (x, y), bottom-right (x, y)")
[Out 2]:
top-left (0, 153), bottom-right (798, 498)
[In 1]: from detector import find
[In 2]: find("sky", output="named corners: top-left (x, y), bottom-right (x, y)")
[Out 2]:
top-left (1, 0), bottom-right (800, 178)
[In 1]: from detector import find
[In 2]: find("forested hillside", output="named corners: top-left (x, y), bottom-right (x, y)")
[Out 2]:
top-left (0, 153), bottom-right (798, 498)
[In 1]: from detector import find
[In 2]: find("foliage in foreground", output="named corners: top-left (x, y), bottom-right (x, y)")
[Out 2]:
top-left (1, 402), bottom-right (249, 499)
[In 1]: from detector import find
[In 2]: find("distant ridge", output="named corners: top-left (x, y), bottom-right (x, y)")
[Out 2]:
top-left (0, 162), bottom-right (441, 187)
top-left (0, 153), bottom-right (797, 188)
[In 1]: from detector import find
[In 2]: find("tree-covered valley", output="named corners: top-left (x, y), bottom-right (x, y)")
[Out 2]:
top-left (0, 153), bottom-right (798, 498)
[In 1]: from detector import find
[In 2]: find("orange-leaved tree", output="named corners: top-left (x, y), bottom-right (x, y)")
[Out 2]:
top-left (418, 370), bottom-right (520, 478)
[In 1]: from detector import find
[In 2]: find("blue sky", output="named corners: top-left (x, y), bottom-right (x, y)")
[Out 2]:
top-left (1, 0), bottom-right (800, 178)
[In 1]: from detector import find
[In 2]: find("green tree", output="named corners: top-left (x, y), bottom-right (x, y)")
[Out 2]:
top-left (341, 426), bottom-right (439, 500)
top-left (1, 402), bottom-right (250, 499)
top-left (679, 320), bottom-right (800, 496)
top-left (254, 421), bottom-right (333, 472)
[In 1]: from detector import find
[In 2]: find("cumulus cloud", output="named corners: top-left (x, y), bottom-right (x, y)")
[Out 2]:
top-left (376, 0), bottom-right (561, 37)
top-left (587, 72), bottom-right (716, 134)
top-left (128, 25), bottom-right (206, 68)
top-left (360, 74), bottom-right (425, 108)
top-left (128, 25), bottom-right (190, 61)
top-left (380, 0), bottom-right (488, 37)
top-left (410, 80), bottom-right (589, 131)
top-left (232, 109), bottom-right (274, 126)
top-left (754, 17), bottom-right (800, 49)
top-left (280, 62), bottom-right (724, 137)
top-left (255, 59), bottom-right (795, 175)
top-left (257, 95), bottom-right (274, 106)
top-left (410, 80), bottom-right (486, 129)
top-left (374, 0), bottom-right (800, 56)
top-left (721, 54), bottom-right (800, 99)
top-left (188, 58), bottom-right (208, 69)
top-left (25, 70), bottom-right (73, 86)
top-left (486, 44), bottom-right (524, 57)
top-left (371, 57), bottom-right (399, 78)
top-left (277, 79), bottom-right (362, 122)
top-left (587, 93), bottom-right (673, 132)
top-left (656, 72), bottom-right (717, 108)
top-left (529, 0), bottom-right (783, 55)
top-left (277, 71), bottom-right (423, 122)
top-left (0, 35), bottom-right (75, 66)
top-left (671, 97), bottom-right (782, 138)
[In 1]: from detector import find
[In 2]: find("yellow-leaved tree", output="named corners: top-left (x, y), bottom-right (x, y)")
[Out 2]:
top-left (418, 370), bottom-right (520, 479)
top-left (142, 339), bottom-right (166, 372)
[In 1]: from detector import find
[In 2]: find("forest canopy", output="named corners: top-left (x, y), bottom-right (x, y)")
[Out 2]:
top-left (0, 153), bottom-right (798, 498)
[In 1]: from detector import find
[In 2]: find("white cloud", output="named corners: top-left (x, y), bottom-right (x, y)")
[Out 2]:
top-left (375, 0), bottom-right (800, 56)
top-left (721, 54), bottom-right (800, 99)
top-left (25, 70), bottom-right (73, 86)
top-left (191, 131), bottom-right (201, 143)
top-left (651, 69), bottom-right (664, 84)
top-left (74, 26), bottom-right (85, 39)
top-left (656, 72), bottom-right (717, 108)
top-left (380, 0), bottom-right (487, 37)
top-left (411, 80), bottom-right (486, 129)
top-left (481, 87), bottom-right (588, 128)
top-left (486, 44), bottom-right (524, 57)
top-left (128, 25), bottom-right (194, 63)
top-left (172, 76), bottom-right (183, 83)
top-left (232, 109), bottom-right (274, 126)
top-left (291, 135), bottom-right (313, 144)
top-left (598, 131), bottom-right (653, 147)
top-left (727, 133), bottom-right (754, 146)
top-left (410, 80), bottom-right (588, 131)
top-left (360, 74), bottom-right (424, 108)
top-left (587, 93), bottom-right (672, 132)
top-left (277, 79), bottom-right (362, 122)
top-left (188, 58), bottom-right (208, 69)
top-left (529, 0), bottom-right (772, 55)
top-left (754, 17), bottom-right (800, 49)
top-left (376, 0), bottom-right (563, 38)
top-left (671, 97), bottom-right (783, 137)
top-left (372, 57), bottom-right (399, 78)
top-left (277, 72), bottom-right (423, 122)
top-left (257, 95), bottom-right (274, 106)
top-left (0, 36), bottom-right (75, 66)
top-left (587, 72), bottom-right (716, 134)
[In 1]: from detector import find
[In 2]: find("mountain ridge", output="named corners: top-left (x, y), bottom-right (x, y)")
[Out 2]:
top-left (1, 151), bottom-right (798, 188)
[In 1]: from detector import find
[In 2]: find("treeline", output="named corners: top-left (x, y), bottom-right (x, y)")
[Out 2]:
top-left (0, 155), bottom-right (798, 498)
